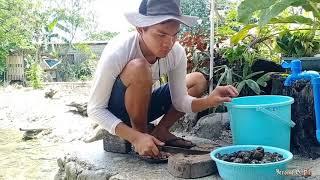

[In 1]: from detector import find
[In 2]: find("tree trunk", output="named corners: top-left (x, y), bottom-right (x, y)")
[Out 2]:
top-left (271, 75), bottom-right (320, 159)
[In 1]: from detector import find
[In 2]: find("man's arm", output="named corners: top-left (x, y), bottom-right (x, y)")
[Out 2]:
top-left (87, 46), bottom-right (125, 135)
top-left (168, 44), bottom-right (238, 113)
top-left (190, 96), bottom-right (210, 112)
top-left (191, 85), bottom-right (238, 112)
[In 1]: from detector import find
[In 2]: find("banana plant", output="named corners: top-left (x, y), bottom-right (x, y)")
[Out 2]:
top-left (238, 0), bottom-right (319, 26)
top-left (231, 0), bottom-right (320, 45)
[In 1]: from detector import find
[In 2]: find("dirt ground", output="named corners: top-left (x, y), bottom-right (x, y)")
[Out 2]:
top-left (0, 83), bottom-right (94, 179)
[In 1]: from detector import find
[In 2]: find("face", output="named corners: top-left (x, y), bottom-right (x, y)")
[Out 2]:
top-left (139, 20), bottom-right (181, 58)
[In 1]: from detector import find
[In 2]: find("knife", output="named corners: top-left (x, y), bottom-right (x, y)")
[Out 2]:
top-left (157, 145), bottom-right (211, 155)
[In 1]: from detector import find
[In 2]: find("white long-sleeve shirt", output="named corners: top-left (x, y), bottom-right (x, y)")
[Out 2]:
top-left (87, 32), bottom-right (195, 135)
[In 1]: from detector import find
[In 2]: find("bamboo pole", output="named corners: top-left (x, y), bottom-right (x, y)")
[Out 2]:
top-left (209, 0), bottom-right (215, 93)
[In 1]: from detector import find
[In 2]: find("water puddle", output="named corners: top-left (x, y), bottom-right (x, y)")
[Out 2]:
top-left (0, 129), bottom-right (66, 179)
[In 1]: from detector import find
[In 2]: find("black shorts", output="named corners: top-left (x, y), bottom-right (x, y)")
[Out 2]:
top-left (107, 77), bottom-right (172, 126)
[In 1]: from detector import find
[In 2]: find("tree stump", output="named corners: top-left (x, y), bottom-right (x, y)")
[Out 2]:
top-left (271, 75), bottom-right (320, 159)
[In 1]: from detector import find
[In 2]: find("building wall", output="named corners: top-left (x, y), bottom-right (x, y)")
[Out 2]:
top-left (44, 41), bottom-right (108, 82)
top-left (47, 42), bottom-right (107, 63)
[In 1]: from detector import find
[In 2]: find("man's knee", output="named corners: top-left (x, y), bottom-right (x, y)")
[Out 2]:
top-left (187, 72), bottom-right (208, 97)
top-left (193, 72), bottom-right (208, 92)
top-left (120, 58), bottom-right (152, 86)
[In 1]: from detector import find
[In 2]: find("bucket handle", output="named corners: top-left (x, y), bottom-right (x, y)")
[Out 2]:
top-left (256, 107), bottom-right (296, 127)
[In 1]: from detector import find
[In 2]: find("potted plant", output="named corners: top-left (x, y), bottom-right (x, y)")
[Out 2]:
top-left (276, 30), bottom-right (320, 71)
top-left (213, 45), bottom-right (272, 97)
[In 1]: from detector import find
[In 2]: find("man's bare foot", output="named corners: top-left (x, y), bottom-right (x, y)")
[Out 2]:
top-left (151, 126), bottom-right (195, 148)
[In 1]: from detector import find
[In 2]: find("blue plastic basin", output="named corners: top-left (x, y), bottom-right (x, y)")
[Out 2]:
top-left (210, 145), bottom-right (293, 180)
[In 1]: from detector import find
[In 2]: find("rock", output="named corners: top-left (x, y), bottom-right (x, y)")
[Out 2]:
top-left (57, 158), bottom-right (65, 170)
top-left (170, 112), bottom-right (198, 132)
top-left (65, 161), bottom-right (78, 180)
top-left (102, 131), bottom-right (131, 154)
top-left (19, 128), bottom-right (51, 141)
top-left (168, 153), bottom-right (217, 179)
top-left (66, 102), bottom-right (88, 117)
top-left (192, 113), bottom-right (229, 140)
top-left (77, 169), bottom-right (113, 180)
top-left (84, 126), bottom-right (109, 143)
top-left (45, 88), bottom-right (57, 99)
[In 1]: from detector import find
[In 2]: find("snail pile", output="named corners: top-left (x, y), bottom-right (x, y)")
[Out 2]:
top-left (215, 147), bottom-right (285, 164)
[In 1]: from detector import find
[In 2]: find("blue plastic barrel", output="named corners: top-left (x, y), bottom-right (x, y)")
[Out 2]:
top-left (225, 95), bottom-right (295, 150)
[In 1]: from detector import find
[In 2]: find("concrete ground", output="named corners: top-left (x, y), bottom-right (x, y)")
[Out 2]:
top-left (1, 84), bottom-right (318, 180)
top-left (54, 136), bottom-right (320, 180)
top-left (54, 137), bottom-right (221, 180)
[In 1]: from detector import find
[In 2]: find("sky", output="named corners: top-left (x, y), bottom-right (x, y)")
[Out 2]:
top-left (93, 0), bottom-right (141, 33)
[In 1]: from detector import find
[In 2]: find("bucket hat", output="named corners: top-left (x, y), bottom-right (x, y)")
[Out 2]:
top-left (124, 0), bottom-right (199, 27)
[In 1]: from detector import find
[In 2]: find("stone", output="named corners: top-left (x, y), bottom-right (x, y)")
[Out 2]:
top-left (103, 132), bottom-right (131, 154)
top-left (66, 102), bottom-right (88, 117)
top-left (65, 161), bottom-right (78, 180)
top-left (192, 113), bottom-right (229, 140)
top-left (57, 158), bottom-right (65, 170)
top-left (168, 153), bottom-right (217, 179)
top-left (84, 126), bottom-right (109, 143)
top-left (170, 112), bottom-right (198, 133)
top-left (45, 88), bottom-right (58, 99)
top-left (77, 169), bottom-right (113, 180)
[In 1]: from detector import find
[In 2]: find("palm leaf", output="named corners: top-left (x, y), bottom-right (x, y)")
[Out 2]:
top-left (246, 79), bottom-right (261, 94)
top-left (245, 71), bottom-right (264, 80)
top-left (256, 72), bottom-right (273, 87)
top-left (226, 68), bottom-right (233, 85)
top-left (236, 81), bottom-right (246, 94)
top-left (217, 69), bottom-right (227, 86)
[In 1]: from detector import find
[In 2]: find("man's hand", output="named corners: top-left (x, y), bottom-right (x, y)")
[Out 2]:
top-left (132, 133), bottom-right (165, 157)
top-left (207, 85), bottom-right (239, 107)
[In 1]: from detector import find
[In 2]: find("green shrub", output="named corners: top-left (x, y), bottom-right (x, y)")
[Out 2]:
top-left (26, 63), bottom-right (43, 89)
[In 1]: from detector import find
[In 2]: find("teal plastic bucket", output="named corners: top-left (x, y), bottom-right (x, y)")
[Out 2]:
top-left (210, 145), bottom-right (293, 180)
top-left (226, 95), bottom-right (295, 150)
